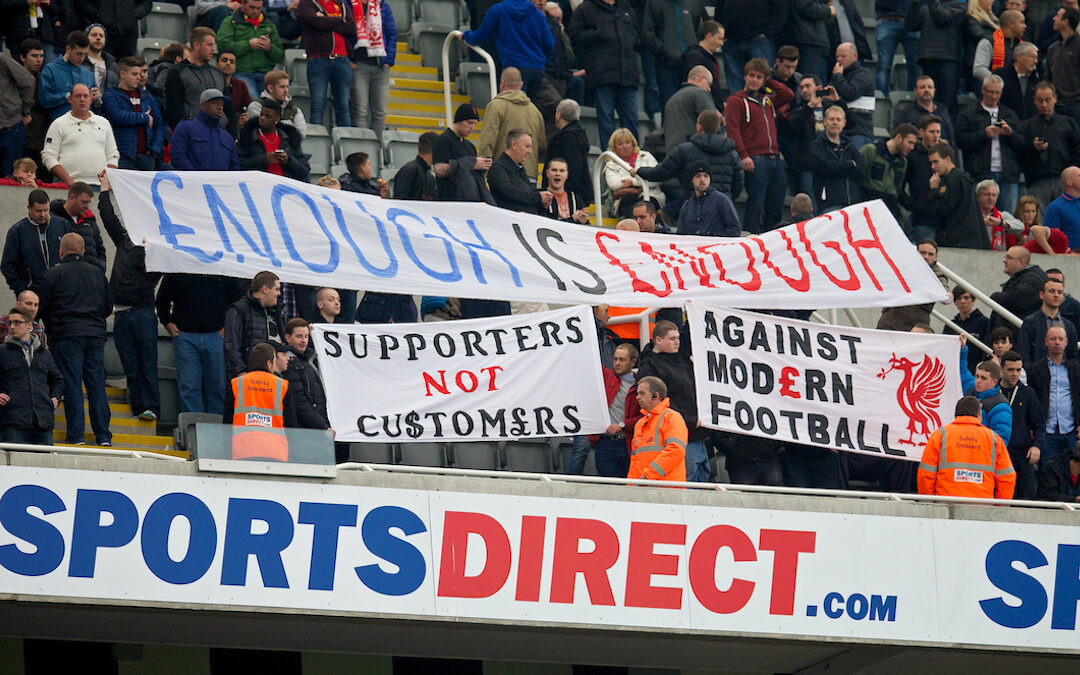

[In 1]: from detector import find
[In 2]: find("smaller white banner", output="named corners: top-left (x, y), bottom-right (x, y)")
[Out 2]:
top-left (687, 302), bottom-right (964, 460)
top-left (310, 305), bottom-right (610, 442)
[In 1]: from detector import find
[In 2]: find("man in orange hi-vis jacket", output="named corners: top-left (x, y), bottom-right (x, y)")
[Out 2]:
top-left (918, 395), bottom-right (1016, 499)
top-left (629, 376), bottom-right (687, 482)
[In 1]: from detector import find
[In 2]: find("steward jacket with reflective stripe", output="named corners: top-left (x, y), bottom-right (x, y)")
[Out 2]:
top-left (629, 398), bottom-right (687, 481)
top-left (918, 415), bottom-right (1016, 499)
top-left (230, 370), bottom-right (291, 461)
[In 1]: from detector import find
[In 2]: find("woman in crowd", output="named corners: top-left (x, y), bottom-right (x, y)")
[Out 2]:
top-left (964, 0), bottom-right (998, 92)
top-left (604, 127), bottom-right (663, 218)
top-left (1015, 195), bottom-right (1073, 254)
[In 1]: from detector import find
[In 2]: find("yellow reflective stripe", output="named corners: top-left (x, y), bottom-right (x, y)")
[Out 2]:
top-left (632, 444), bottom-right (663, 456)
top-left (649, 460), bottom-right (666, 477)
top-left (919, 462), bottom-right (938, 473)
top-left (995, 466), bottom-right (1016, 476)
top-left (662, 437), bottom-right (687, 450)
top-left (940, 462), bottom-right (994, 472)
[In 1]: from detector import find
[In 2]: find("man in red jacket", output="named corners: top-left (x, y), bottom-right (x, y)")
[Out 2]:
top-left (589, 342), bottom-right (641, 477)
top-left (724, 57), bottom-right (793, 234)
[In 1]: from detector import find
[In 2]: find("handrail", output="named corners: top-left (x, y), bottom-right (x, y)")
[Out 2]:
top-left (443, 31), bottom-right (497, 128)
top-left (932, 308), bottom-right (994, 356)
top-left (0, 441), bottom-right (185, 461)
top-left (605, 306), bottom-right (664, 350)
top-left (591, 151), bottom-right (652, 227)
top-left (936, 261), bottom-right (1022, 328)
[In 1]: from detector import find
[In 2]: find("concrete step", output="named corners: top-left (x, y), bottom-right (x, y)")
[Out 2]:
top-left (390, 64), bottom-right (439, 80)
top-left (387, 114), bottom-right (484, 131)
top-left (387, 101), bottom-right (485, 118)
top-left (386, 76), bottom-right (444, 92)
top-left (54, 415), bottom-right (159, 435)
top-left (397, 52), bottom-right (422, 64)
top-left (53, 430), bottom-right (175, 450)
top-left (80, 385), bottom-right (127, 403)
top-left (397, 41), bottom-right (408, 52)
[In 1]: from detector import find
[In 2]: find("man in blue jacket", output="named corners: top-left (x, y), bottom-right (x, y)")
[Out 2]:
top-left (38, 31), bottom-right (97, 120)
top-left (461, 0), bottom-right (553, 100)
top-left (963, 358), bottom-right (1014, 443)
top-left (676, 161), bottom-right (741, 236)
top-left (170, 89), bottom-right (240, 171)
top-left (101, 56), bottom-right (165, 170)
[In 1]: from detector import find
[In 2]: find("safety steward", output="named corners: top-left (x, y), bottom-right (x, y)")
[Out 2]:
top-left (629, 376), bottom-right (687, 482)
top-left (918, 395), bottom-right (1016, 499)
top-left (226, 342), bottom-right (298, 461)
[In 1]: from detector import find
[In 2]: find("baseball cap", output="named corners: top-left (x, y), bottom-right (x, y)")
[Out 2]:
top-left (454, 103), bottom-right (480, 123)
top-left (199, 88), bottom-right (226, 104)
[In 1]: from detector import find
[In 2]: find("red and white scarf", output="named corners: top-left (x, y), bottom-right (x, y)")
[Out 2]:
top-left (353, 0), bottom-right (386, 58)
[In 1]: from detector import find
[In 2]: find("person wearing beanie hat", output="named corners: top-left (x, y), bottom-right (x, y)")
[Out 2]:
top-left (432, 102), bottom-right (493, 202)
top-left (676, 160), bottom-right (741, 236)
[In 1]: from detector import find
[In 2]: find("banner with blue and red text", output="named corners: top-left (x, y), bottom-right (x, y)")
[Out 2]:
top-left (106, 170), bottom-right (947, 308)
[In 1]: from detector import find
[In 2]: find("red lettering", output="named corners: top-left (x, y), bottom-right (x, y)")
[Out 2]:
top-left (759, 529), bottom-right (816, 615)
top-left (515, 515), bottom-right (546, 602)
top-left (480, 366), bottom-right (503, 391)
top-left (779, 367), bottom-right (801, 399)
top-left (753, 231), bottom-right (810, 292)
top-left (844, 206), bottom-right (911, 293)
top-left (549, 518), bottom-right (619, 605)
top-left (624, 522), bottom-right (686, 610)
top-left (595, 231), bottom-right (675, 297)
top-left (436, 511), bottom-right (512, 598)
top-left (688, 525), bottom-right (757, 614)
top-left (796, 217), bottom-right (860, 290)
top-left (700, 240), bottom-right (762, 291)
top-left (455, 370), bottom-right (479, 393)
top-left (422, 370), bottom-right (449, 396)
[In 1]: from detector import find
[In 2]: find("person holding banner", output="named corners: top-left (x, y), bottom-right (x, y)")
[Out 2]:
top-left (226, 341), bottom-right (298, 461)
top-left (629, 376), bottom-right (687, 482)
top-left (587, 343), bottom-right (639, 477)
top-left (918, 395), bottom-right (1015, 499)
top-left (224, 271), bottom-right (285, 380)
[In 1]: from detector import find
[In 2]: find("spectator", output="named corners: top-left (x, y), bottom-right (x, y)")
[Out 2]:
top-left (1016, 276), bottom-right (1080, 365)
top-left (641, 0), bottom-right (703, 107)
top-left (37, 232), bottom-right (112, 446)
top-left (1019, 83), bottom-right (1080, 209)
top-left (929, 141), bottom-right (990, 248)
top-left (0, 290), bottom-right (46, 347)
top-left (0, 52), bottom-right (35, 178)
top-left (567, 0), bottom-right (640, 147)
top-left (38, 31), bottom-right (97, 121)
top-left (463, 0), bottom-right (552, 99)
top-left (1026, 324), bottom-right (1080, 462)
top-left (1046, 6), bottom-right (1080, 125)
top-left (535, 2), bottom-right (585, 129)
top-left (197, 0), bottom-right (240, 29)
top-left (681, 20), bottom-right (727, 109)
top-left (877, 238), bottom-right (950, 330)
top-left (544, 99), bottom-right (590, 200)
top-left (576, 342), bottom-right (637, 477)
top-left (781, 441), bottom-right (844, 489)
top-left (988, 324), bottom-right (1017, 365)
top-left (0, 305), bottom-right (62, 445)
top-left (148, 42), bottom-right (185, 100)
top-left (165, 28), bottom-right (235, 131)
top-left (676, 161), bottom-right (740, 236)
top-left (338, 151), bottom-right (388, 196)
top-left (1037, 444), bottom-right (1080, 502)
top-left (809, 105), bottom-right (863, 213)
top-left (41, 84), bottom-right (118, 187)
top-left (50, 182), bottom-right (106, 270)
top-left (826, 0), bottom-right (873, 74)
top-left (393, 130), bottom-right (437, 200)
top-left (264, 0), bottom-right (303, 40)
top-left (544, 157), bottom-right (589, 222)
top-left (1037, 0), bottom-right (1078, 52)
top-left (990, 244), bottom-right (1047, 331)
top-left (725, 58), bottom-right (793, 233)
top-left (632, 199), bottom-right (667, 233)
top-left (900, 115), bottom-right (941, 241)
top-left (246, 70), bottom-right (307, 138)
top-left (477, 68), bottom-right (547, 181)
top-left (875, 0), bottom-right (923, 95)
top-left (215, 0), bottom-right (284, 100)
top-left (771, 45), bottom-right (803, 107)
top-left (779, 74), bottom-right (827, 209)
top-left (945, 286), bottom-right (992, 373)
top-left (662, 65), bottom-right (716, 155)
top-left (1046, 268), bottom-right (1080, 328)
top-left (1, 190), bottom-right (71, 295)
top-left (780, 0), bottom-right (833, 81)
top-left (297, 0), bottom-right (354, 128)
top-left (635, 109), bottom-right (744, 206)
top-left (432, 103), bottom-right (493, 203)
top-left (993, 42), bottom-right (1038, 121)
top-left (350, 0), bottom-right (395, 141)
top-left (280, 318), bottom-right (332, 442)
top-left (999, 350), bottom-right (1043, 499)
top-left (777, 192), bottom-right (815, 227)
top-left (1017, 195), bottom-right (1072, 253)
top-left (0, 158), bottom-right (65, 189)
top-left (905, 0), bottom-right (967, 121)
top-left (102, 56), bottom-right (165, 171)
top-left (316, 174), bottom-right (340, 188)
top-left (826, 42), bottom-right (874, 148)
top-left (917, 395), bottom-right (1015, 498)
top-left (628, 375), bottom-right (687, 482)
top-left (860, 122), bottom-right (918, 216)
top-left (4, 0), bottom-right (66, 64)
top-left (488, 129), bottom-right (551, 214)
top-left (78, 2), bottom-right (150, 59)
top-left (972, 8), bottom-right (1026, 84)
top-left (216, 50), bottom-right (253, 122)
top-left (238, 99), bottom-right (310, 181)
top-left (82, 24), bottom-right (119, 95)
top-left (957, 74), bottom-right (1023, 212)
top-left (605, 127), bottom-right (662, 218)
top-left (964, 0), bottom-right (999, 92)
top-left (1044, 165), bottom-right (1080, 249)
top-left (891, 75), bottom-right (956, 142)
top-left (18, 40), bottom-right (50, 182)
top-left (171, 89), bottom-right (241, 171)
top-left (714, 0), bottom-right (784, 95)
top-left (224, 341), bottom-right (298, 461)
top-left (309, 287), bottom-right (346, 323)
top-left (976, 178), bottom-right (1024, 250)
top-left (224, 270), bottom-right (285, 380)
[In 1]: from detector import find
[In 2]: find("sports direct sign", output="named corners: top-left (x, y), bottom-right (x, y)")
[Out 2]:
top-left (0, 466), bottom-right (1077, 652)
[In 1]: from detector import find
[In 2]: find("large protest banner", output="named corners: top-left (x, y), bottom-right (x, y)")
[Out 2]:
top-left (107, 169), bottom-right (947, 308)
top-left (309, 305), bottom-right (609, 442)
top-left (686, 302), bottom-right (964, 460)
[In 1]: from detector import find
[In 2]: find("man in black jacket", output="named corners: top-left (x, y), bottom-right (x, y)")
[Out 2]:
top-left (392, 131), bottom-right (437, 200)
top-left (0, 305), bottom-right (62, 444)
top-left (990, 245), bottom-right (1047, 331)
top-left (809, 105), bottom-right (864, 212)
top-left (680, 20), bottom-right (727, 109)
top-left (1026, 325), bottom-right (1080, 463)
top-left (928, 142), bottom-right (991, 249)
top-left (237, 100), bottom-right (310, 182)
top-left (779, 0), bottom-right (833, 81)
top-left (1000, 350), bottom-right (1045, 499)
top-left (38, 232), bottom-right (112, 446)
top-left (1037, 445), bottom-right (1080, 502)
top-left (1, 190), bottom-right (72, 295)
top-left (49, 182), bottom-right (106, 271)
top-left (99, 170), bottom-right (161, 422)
top-left (827, 42), bottom-right (874, 148)
top-left (956, 74), bottom-right (1025, 212)
top-left (489, 129), bottom-right (553, 214)
top-left (634, 109), bottom-right (744, 203)
top-left (905, 0), bottom-right (967, 121)
top-left (641, 0), bottom-right (704, 106)
top-left (714, 0), bottom-right (787, 93)
top-left (281, 318), bottom-right (330, 433)
top-left (993, 43), bottom-right (1039, 123)
top-left (1018, 82), bottom-right (1080, 208)
top-left (892, 76), bottom-right (956, 142)
top-left (224, 270), bottom-right (285, 380)
top-left (543, 99), bottom-right (590, 200)
top-left (1015, 277), bottom-right (1080, 365)
top-left (944, 286), bottom-right (992, 374)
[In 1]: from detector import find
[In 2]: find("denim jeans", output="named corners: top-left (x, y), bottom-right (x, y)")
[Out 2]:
top-left (0, 426), bottom-right (52, 445)
top-left (638, 48), bottom-right (660, 118)
top-left (352, 60), bottom-right (390, 141)
top-left (565, 434), bottom-right (590, 474)
top-left (743, 155), bottom-right (787, 233)
top-left (594, 436), bottom-right (630, 478)
top-left (656, 61), bottom-right (683, 110)
top-left (355, 292), bottom-right (417, 323)
top-left (118, 154), bottom-right (160, 170)
top-left (796, 169), bottom-right (816, 212)
top-left (1042, 431), bottom-right (1076, 464)
top-left (519, 67), bottom-right (545, 101)
top-left (593, 84), bottom-right (639, 148)
top-left (874, 19), bottom-right (921, 94)
top-left (686, 438), bottom-right (711, 482)
top-left (988, 172), bottom-right (1019, 213)
top-left (793, 44), bottom-right (826, 81)
top-left (113, 307), bottom-right (160, 417)
top-left (52, 336), bottom-right (111, 444)
top-left (722, 34), bottom-right (775, 95)
top-left (197, 5), bottom-right (230, 29)
top-left (1008, 448), bottom-right (1038, 500)
top-left (308, 56), bottom-right (353, 127)
top-left (174, 331), bottom-right (226, 415)
top-left (0, 121), bottom-right (26, 178)
top-left (727, 458), bottom-right (784, 486)
top-left (848, 133), bottom-right (874, 150)
top-left (234, 72), bottom-right (266, 102)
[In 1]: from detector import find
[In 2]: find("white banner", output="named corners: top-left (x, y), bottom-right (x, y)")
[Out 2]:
top-left (686, 302), bottom-right (964, 460)
top-left (309, 305), bottom-right (609, 442)
top-left (0, 465), bottom-right (1076, 652)
top-left (106, 169), bottom-right (947, 308)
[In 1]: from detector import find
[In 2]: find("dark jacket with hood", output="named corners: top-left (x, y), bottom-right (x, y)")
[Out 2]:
top-left (282, 345), bottom-right (330, 430)
top-left (100, 189), bottom-right (160, 308)
top-left (641, 0), bottom-right (704, 66)
top-left (567, 0), bottom-right (640, 90)
top-left (1037, 449), bottom-right (1080, 502)
top-left (50, 199), bottom-right (105, 271)
top-left (0, 334), bottom-right (63, 430)
top-left (37, 252), bottom-right (112, 340)
top-left (489, 152), bottom-right (543, 214)
top-left (462, 0), bottom-right (552, 70)
top-left (905, 0), bottom-right (967, 64)
top-left (0, 214), bottom-right (72, 294)
top-left (237, 117), bottom-right (311, 182)
top-left (224, 293), bottom-right (286, 379)
top-left (637, 132), bottom-right (744, 198)
top-left (933, 167), bottom-right (991, 249)
top-left (636, 347), bottom-right (708, 442)
top-left (170, 110), bottom-right (241, 171)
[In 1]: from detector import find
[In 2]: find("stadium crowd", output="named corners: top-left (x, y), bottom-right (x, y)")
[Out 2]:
top-left (0, 0), bottom-right (1078, 502)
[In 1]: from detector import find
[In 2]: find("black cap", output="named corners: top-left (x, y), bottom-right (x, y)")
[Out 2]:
top-left (454, 103), bottom-right (480, 123)
top-left (689, 161), bottom-right (710, 177)
top-left (270, 340), bottom-right (290, 353)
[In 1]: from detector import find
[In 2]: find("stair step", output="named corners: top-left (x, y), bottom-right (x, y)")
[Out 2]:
top-left (54, 416), bottom-right (159, 435)
top-left (390, 89), bottom-right (469, 104)
top-left (387, 114), bottom-right (484, 130)
top-left (388, 101), bottom-right (485, 117)
top-left (57, 401), bottom-right (135, 415)
top-left (397, 41), bottom-right (409, 52)
top-left (397, 53), bottom-right (422, 64)
top-left (82, 385), bottom-right (127, 403)
top-left (387, 76), bottom-right (444, 92)
top-left (390, 64), bottom-right (439, 79)
top-left (53, 431), bottom-right (175, 449)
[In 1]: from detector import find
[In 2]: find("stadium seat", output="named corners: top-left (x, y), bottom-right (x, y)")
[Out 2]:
top-left (890, 56), bottom-right (909, 92)
top-left (450, 441), bottom-right (501, 470)
top-left (142, 2), bottom-right (188, 44)
top-left (287, 84), bottom-right (312, 125)
top-left (308, 163), bottom-right (328, 180)
top-left (348, 442), bottom-right (397, 464)
top-left (411, 22), bottom-right (458, 74)
top-left (284, 48), bottom-right (307, 87)
top-left (502, 440), bottom-right (555, 473)
top-left (303, 124), bottom-right (334, 169)
top-left (330, 164), bottom-right (348, 180)
top-left (388, 0), bottom-right (415, 36)
top-left (400, 442), bottom-right (450, 467)
top-left (888, 90), bottom-right (915, 108)
top-left (384, 129), bottom-right (421, 169)
top-left (174, 412), bottom-right (223, 454)
top-left (417, 0), bottom-right (463, 28)
top-left (578, 106), bottom-right (600, 147)
top-left (460, 62), bottom-right (493, 108)
top-left (137, 37), bottom-right (171, 64)
top-left (557, 440), bottom-right (597, 476)
top-left (873, 95), bottom-right (892, 133)
top-left (332, 127), bottom-right (383, 173)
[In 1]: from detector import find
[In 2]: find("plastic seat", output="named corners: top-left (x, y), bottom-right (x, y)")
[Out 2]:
top-left (137, 37), bottom-right (171, 64)
top-left (384, 129), bottom-right (421, 169)
top-left (285, 48), bottom-right (307, 87)
top-left (503, 440), bottom-right (554, 473)
top-left (450, 441), bottom-right (500, 470)
top-left (460, 62), bottom-right (493, 108)
top-left (388, 0), bottom-right (414, 35)
top-left (288, 84), bottom-right (312, 122)
top-left (143, 2), bottom-right (188, 43)
top-left (399, 442), bottom-right (449, 467)
top-left (557, 440), bottom-right (597, 476)
top-left (873, 95), bottom-right (892, 133)
top-left (348, 443), bottom-right (397, 464)
top-left (411, 22), bottom-right (457, 73)
top-left (332, 126), bottom-right (383, 173)
top-left (303, 124), bottom-right (334, 169)
top-left (578, 106), bottom-right (600, 147)
top-left (173, 412), bottom-right (223, 454)
top-left (418, 0), bottom-right (462, 29)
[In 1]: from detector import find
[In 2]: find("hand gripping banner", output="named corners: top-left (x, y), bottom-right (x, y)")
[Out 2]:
top-left (107, 170), bottom-right (948, 308)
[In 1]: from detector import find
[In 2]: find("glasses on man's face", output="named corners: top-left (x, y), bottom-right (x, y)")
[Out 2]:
top-left (7, 319), bottom-right (26, 326)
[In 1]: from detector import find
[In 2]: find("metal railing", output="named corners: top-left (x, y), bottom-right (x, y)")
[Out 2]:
top-left (0, 442), bottom-right (185, 461)
top-left (933, 308), bottom-right (993, 357)
top-left (605, 306), bottom-right (663, 350)
top-left (937, 261), bottom-right (1022, 328)
top-left (591, 151), bottom-right (652, 226)
top-left (442, 31), bottom-right (497, 128)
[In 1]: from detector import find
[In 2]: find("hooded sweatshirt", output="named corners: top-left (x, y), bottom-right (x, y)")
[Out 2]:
top-left (462, 0), bottom-right (553, 70)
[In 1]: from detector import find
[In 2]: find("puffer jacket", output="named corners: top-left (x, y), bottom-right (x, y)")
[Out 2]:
top-left (224, 293), bottom-right (285, 379)
top-left (237, 117), bottom-right (311, 182)
top-left (0, 216), bottom-right (72, 294)
top-left (780, 0), bottom-right (831, 48)
top-left (100, 85), bottom-right (166, 159)
top-left (567, 0), bottom-right (640, 90)
top-left (49, 199), bottom-right (106, 271)
top-left (0, 335), bottom-right (63, 430)
top-left (76, 0), bottom-right (152, 36)
top-left (170, 110), bottom-right (241, 171)
top-left (282, 346), bottom-right (329, 429)
top-left (641, 0), bottom-right (704, 66)
top-left (905, 0), bottom-right (967, 64)
top-left (216, 9), bottom-right (285, 74)
top-left (636, 132), bottom-right (745, 198)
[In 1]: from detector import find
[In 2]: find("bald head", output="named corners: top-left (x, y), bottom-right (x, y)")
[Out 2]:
top-left (616, 218), bottom-right (640, 232)
top-left (59, 232), bottom-right (85, 257)
top-left (1009, 245), bottom-right (1030, 265)
top-left (687, 65), bottom-right (713, 89)
top-left (835, 42), bottom-right (858, 68)
top-left (500, 67), bottom-right (523, 91)
top-left (1063, 166), bottom-right (1080, 196)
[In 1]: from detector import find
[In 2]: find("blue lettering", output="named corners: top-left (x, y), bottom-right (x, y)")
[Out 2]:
top-left (823, 592), bottom-right (844, 619)
top-left (869, 594), bottom-right (897, 622)
top-left (220, 498), bottom-right (294, 588)
top-left (140, 493), bottom-right (217, 585)
top-left (271, 185), bottom-right (340, 273)
top-left (152, 172), bottom-right (222, 263)
top-left (846, 593), bottom-right (868, 620)
top-left (68, 489), bottom-right (139, 578)
top-left (1051, 544), bottom-right (1080, 630)
top-left (388, 208), bottom-right (461, 282)
top-left (980, 540), bottom-right (1049, 629)
top-left (203, 182), bottom-right (281, 266)
top-left (0, 485), bottom-right (66, 576)
top-left (436, 218), bottom-right (521, 287)
top-left (298, 502), bottom-right (357, 591)
top-left (330, 197), bottom-right (398, 278)
top-left (355, 506), bottom-right (426, 596)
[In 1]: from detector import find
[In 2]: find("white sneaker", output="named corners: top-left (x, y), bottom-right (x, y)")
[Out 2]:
top-left (138, 410), bottom-right (158, 422)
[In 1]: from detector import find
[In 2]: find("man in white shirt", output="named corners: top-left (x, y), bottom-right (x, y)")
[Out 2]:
top-left (40, 84), bottom-right (119, 186)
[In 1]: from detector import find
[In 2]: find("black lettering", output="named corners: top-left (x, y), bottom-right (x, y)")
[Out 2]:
top-left (563, 405), bottom-right (581, 433)
top-left (832, 373), bottom-right (854, 406)
top-left (404, 411), bottom-right (423, 438)
top-left (774, 324), bottom-right (785, 355)
top-left (779, 410), bottom-right (803, 438)
top-left (711, 394), bottom-right (731, 424)
top-left (452, 411), bottom-right (475, 436)
top-left (816, 333), bottom-right (838, 360)
top-left (357, 415), bottom-right (377, 437)
top-left (462, 330), bottom-right (488, 357)
top-left (752, 363), bottom-right (774, 394)
top-left (480, 408), bottom-right (506, 437)
top-left (734, 401), bottom-right (754, 431)
top-left (382, 414), bottom-right (402, 438)
top-left (749, 322), bottom-right (771, 352)
top-left (534, 407), bottom-right (557, 434)
top-left (839, 335), bottom-right (862, 364)
top-left (348, 333), bottom-right (368, 358)
top-left (730, 358), bottom-right (748, 388)
top-left (485, 328), bottom-right (509, 354)
top-left (403, 333), bottom-right (425, 360)
top-left (881, 423), bottom-right (904, 456)
top-left (756, 407), bottom-right (777, 435)
top-left (806, 370), bottom-right (827, 401)
top-left (722, 315), bottom-right (745, 346)
top-left (707, 351), bottom-right (727, 383)
top-left (808, 414), bottom-right (830, 444)
top-left (512, 222), bottom-right (568, 290)
top-left (787, 326), bottom-right (812, 357)
top-left (703, 310), bottom-right (719, 341)
top-left (424, 411), bottom-right (447, 436)
top-left (538, 321), bottom-right (563, 346)
top-left (510, 408), bottom-right (528, 436)
top-left (378, 335), bottom-right (400, 360)
top-left (433, 333), bottom-right (456, 357)
top-left (834, 418), bottom-right (854, 449)
top-left (856, 420), bottom-right (880, 453)
top-left (564, 316), bottom-right (583, 344)
top-left (323, 331), bottom-right (341, 357)
top-left (536, 228), bottom-right (607, 294)
top-left (514, 325), bottom-right (538, 351)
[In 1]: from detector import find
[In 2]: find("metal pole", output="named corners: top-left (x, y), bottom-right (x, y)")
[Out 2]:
top-left (592, 151), bottom-right (652, 227)
top-left (932, 308), bottom-right (993, 356)
top-left (442, 31), bottom-right (497, 127)
top-left (936, 262), bottom-right (1022, 327)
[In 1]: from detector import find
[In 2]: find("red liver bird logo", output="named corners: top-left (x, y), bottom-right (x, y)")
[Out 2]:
top-left (877, 353), bottom-right (946, 446)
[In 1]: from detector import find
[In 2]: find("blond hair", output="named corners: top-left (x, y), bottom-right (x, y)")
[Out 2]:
top-left (967, 0), bottom-right (999, 28)
top-left (607, 128), bottom-right (639, 154)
